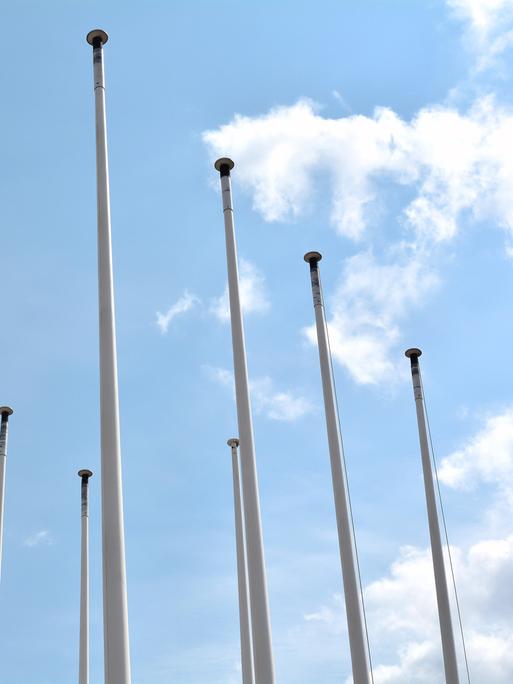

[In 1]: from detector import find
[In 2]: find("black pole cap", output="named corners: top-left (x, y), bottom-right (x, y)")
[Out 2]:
top-left (78, 469), bottom-right (93, 480)
top-left (86, 29), bottom-right (109, 46)
top-left (405, 348), bottom-right (422, 366)
top-left (304, 251), bottom-right (322, 268)
top-left (214, 158), bottom-right (235, 177)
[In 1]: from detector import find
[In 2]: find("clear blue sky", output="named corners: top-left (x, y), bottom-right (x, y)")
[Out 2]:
top-left (2, 1), bottom-right (513, 682)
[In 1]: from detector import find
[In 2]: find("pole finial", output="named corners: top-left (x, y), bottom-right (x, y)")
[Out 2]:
top-left (78, 469), bottom-right (93, 479)
top-left (86, 29), bottom-right (109, 46)
top-left (0, 407), bottom-right (13, 418)
top-left (214, 158), bottom-right (235, 176)
top-left (405, 348), bottom-right (422, 359)
top-left (227, 438), bottom-right (240, 448)
top-left (304, 251), bottom-right (322, 264)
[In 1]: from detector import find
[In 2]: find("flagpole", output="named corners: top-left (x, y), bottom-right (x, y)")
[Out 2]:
top-left (214, 158), bottom-right (275, 684)
top-left (405, 348), bottom-right (460, 684)
top-left (304, 252), bottom-right (372, 684)
top-left (228, 438), bottom-right (255, 684)
top-left (86, 29), bottom-right (131, 684)
top-left (0, 406), bottom-right (13, 583)
top-left (78, 470), bottom-right (93, 684)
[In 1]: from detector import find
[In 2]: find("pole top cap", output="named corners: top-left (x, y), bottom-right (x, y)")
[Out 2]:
top-left (405, 347), bottom-right (422, 359)
top-left (78, 469), bottom-right (93, 479)
top-left (0, 407), bottom-right (13, 417)
top-left (86, 29), bottom-right (109, 46)
top-left (227, 438), bottom-right (240, 448)
top-left (214, 158), bottom-right (235, 172)
top-left (304, 251), bottom-right (322, 264)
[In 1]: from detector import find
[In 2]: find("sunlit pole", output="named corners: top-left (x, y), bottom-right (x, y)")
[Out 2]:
top-left (86, 28), bottom-right (131, 684)
top-left (214, 158), bottom-right (275, 684)
top-left (405, 348), bottom-right (460, 684)
top-left (78, 469), bottom-right (93, 684)
top-left (304, 252), bottom-right (372, 684)
top-left (227, 438), bottom-right (255, 684)
top-left (0, 406), bottom-right (13, 583)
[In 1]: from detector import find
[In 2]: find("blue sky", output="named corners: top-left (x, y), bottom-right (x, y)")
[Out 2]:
top-left (3, 0), bottom-right (513, 682)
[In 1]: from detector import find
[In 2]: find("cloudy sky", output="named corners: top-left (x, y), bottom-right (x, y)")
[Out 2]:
top-left (2, 0), bottom-right (513, 682)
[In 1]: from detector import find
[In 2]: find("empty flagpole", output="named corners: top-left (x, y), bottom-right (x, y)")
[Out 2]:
top-left (304, 252), bottom-right (372, 684)
top-left (0, 406), bottom-right (13, 583)
top-left (86, 29), bottom-right (131, 684)
top-left (227, 438), bottom-right (255, 684)
top-left (214, 158), bottom-right (275, 684)
top-left (78, 469), bottom-right (93, 684)
top-left (405, 348), bottom-right (460, 684)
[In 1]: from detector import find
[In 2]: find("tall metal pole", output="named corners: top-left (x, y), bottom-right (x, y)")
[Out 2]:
top-left (78, 469), bottom-right (93, 684)
top-left (227, 438), bottom-right (255, 684)
top-left (304, 252), bottom-right (372, 684)
top-left (405, 348), bottom-right (460, 684)
top-left (86, 29), bottom-right (131, 684)
top-left (0, 406), bottom-right (13, 584)
top-left (214, 158), bottom-right (275, 684)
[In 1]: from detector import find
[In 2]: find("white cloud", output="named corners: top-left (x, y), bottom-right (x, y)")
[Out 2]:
top-left (439, 408), bottom-right (513, 490)
top-left (204, 97), bottom-right (513, 244)
top-left (204, 366), bottom-right (313, 422)
top-left (204, 96), bottom-right (513, 383)
top-left (156, 291), bottom-right (199, 334)
top-left (23, 530), bottom-right (54, 548)
top-left (304, 250), bottom-right (439, 385)
top-left (210, 258), bottom-right (270, 322)
top-left (447, 0), bottom-right (513, 69)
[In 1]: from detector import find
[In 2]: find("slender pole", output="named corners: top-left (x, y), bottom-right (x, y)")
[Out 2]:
top-left (227, 438), bottom-right (255, 684)
top-left (78, 470), bottom-right (93, 684)
top-left (0, 406), bottom-right (13, 584)
top-left (304, 252), bottom-right (372, 684)
top-left (405, 348), bottom-right (460, 684)
top-left (86, 29), bottom-right (131, 684)
top-left (214, 158), bottom-right (275, 684)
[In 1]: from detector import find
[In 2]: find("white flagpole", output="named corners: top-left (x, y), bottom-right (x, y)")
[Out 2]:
top-left (405, 348), bottom-right (460, 684)
top-left (304, 252), bottom-right (372, 684)
top-left (86, 29), bottom-right (131, 684)
top-left (214, 158), bottom-right (275, 684)
top-left (227, 438), bottom-right (255, 684)
top-left (0, 406), bottom-right (13, 584)
top-left (78, 469), bottom-right (93, 684)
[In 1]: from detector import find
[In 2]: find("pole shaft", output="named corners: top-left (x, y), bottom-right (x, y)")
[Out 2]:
top-left (219, 170), bottom-right (275, 684)
top-left (307, 260), bottom-right (372, 684)
top-left (230, 443), bottom-right (255, 684)
top-left (91, 37), bottom-right (131, 684)
top-left (0, 413), bottom-right (10, 583)
top-left (79, 478), bottom-right (90, 684)
top-left (408, 356), bottom-right (460, 684)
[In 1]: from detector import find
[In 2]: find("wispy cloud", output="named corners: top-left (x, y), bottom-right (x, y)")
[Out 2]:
top-left (210, 258), bottom-right (270, 322)
top-left (156, 291), bottom-right (200, 334)
top-left (204, 365), bottom-right (313, 422)
top-left (303, 249), bottom-right (438, 385)
top-left (23, 530), bottom-right (54, 548)
top-left (447, 0), bottom-right (513, 69)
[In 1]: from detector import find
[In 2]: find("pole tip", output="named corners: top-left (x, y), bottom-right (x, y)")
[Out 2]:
top-left (304, 251), bottom-right (322, 264)
top-left (214, 157), bottom-right (235, 173)
top-left (0, 407), bottom-right (13, 417)
top-left (78, 469), bottom-right (93, 479)
top-left (227, 438), bottom-right (240, 448)
top-left (405, 348), bottom-right (422, 359)
top-left (86, 29), bottom-right (109, 46)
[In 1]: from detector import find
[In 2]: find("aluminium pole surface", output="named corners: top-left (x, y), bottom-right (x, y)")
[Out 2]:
top-left (304, 252), bottom-right (372, 684)
top-left (214, 158), bottom-right (275, 684)
top-left (86, 29), bottom-right (131, 684)
top-left (405, 348), bottom-right (460, 684)
top-left (228, 438), bottom-right (255, 684)
top-left (0, 406), bottom-right (13, 584)
top-left (78, 470), bottom-right (93, 684)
